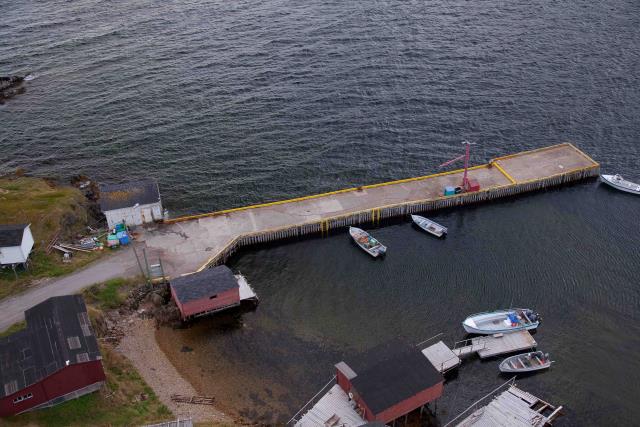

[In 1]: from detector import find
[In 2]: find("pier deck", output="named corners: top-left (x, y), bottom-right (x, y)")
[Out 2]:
top-left (453, 331), bottom-right (537, 359)
top-left (422, 341), bottom-right (462, 373)
top-left (141, 143), bottom-right (598, 277)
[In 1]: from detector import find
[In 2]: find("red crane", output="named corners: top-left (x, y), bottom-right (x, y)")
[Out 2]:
top-left (439, 141), bottom-right (480, 192)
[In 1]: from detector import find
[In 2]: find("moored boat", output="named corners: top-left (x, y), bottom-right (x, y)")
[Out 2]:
top-left (499, 351), bottom-right (553, 373)
top-left (600, 174), bottom-right (640, 195)
top-left (411, 214), bottom-right (447, 237)
top-left (348, 227), bottom-right (386, 258)
top-left (462, 308), bottom-right (540, 334)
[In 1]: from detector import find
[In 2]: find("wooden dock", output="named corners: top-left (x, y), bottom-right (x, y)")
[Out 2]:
top-left (422, 341), bottom-right (462, 373)
top-left (142, 143), bottom-right (599, 277)
top-left (452, 331), bottom-right (537, 359)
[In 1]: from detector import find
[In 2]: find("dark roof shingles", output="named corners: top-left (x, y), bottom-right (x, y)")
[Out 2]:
top-left (0, 295), bottom-right (101, 398)
top-left (0, 224), bottom-right (28, 247)
top-left (170, 265), bottom-right (239, 303)
top-left (348, 346), bottom-right (443, 414)
top-left (98, 179), bottom-right (160, 211)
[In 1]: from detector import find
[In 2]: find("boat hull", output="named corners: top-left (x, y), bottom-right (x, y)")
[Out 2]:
top-left (410, 215), bottom-right (447, 238)
top-left (349, 227), bottom-right (386, 258)
top-left (462, 308), bottom-right (540, 335)
top-left (601, 174), bottom-right (640, 195)
top-left (499, 351), bottom-right (551, 373)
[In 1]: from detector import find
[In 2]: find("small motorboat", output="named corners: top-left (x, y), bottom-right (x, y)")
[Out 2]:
top-left (462, 308), bottom-right (540, 334)
top-left (600, 174), bottom-right (640, 195)
top-left (411, 214), bottom-right (447, 238)
top-left (499, 351), bottom-right (553, 373)
top-left (349, 227), bottom-right (386, 258)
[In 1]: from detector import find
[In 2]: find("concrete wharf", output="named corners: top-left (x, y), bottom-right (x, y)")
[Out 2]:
top-left (142, 143), bottom-right (599, 277)
top-left (452, 331), bottom-right (537, 359)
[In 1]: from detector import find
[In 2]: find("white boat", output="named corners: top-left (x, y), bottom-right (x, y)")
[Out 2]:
top-left (499, 351), bottom-right (553, 373)
top-left (348, 227), bottom-right (386, 258)
top-left (462, 308), bottom-right (540, 334)
top-left (411, 214), bottom-right (447, 237)
top-left (600, 174), bottom-right (640, 195)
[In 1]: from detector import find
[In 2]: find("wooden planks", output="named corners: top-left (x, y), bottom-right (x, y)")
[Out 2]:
top-left (453, 331), bottom-right (536, 359)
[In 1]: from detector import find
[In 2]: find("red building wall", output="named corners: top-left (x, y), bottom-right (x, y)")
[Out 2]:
top-left (172, 287), bottom-right (240, 319)
top-left (0, 360), bottom-right (106, 417)
top-left (374, 381), bottom-right (443, 423)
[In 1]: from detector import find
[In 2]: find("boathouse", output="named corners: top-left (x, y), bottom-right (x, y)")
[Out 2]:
top-left (335, 346), bottom-right (444, 424)
top-left (170, 265), bottom-right (257, 320)
top-left (98, 179), bottom-right (163, 229)
top-left (0, 295), bottom-right (105, 417)
top-left (0, 224), bottom-right (34, 267)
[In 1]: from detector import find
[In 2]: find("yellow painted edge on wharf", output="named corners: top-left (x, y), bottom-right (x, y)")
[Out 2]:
top-left (566, 142), bottom-right (600, 166)
top-left (164, 164), bottom-right (490, 224)
top-left (193, 162), bottom-right (600, 272)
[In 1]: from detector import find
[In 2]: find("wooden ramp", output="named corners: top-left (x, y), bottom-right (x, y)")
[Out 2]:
top-left (453, 331), bottom-right (536, 359)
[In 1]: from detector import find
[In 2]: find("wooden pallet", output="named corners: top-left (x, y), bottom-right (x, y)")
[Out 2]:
top-left (170, 394), bottom-right (215, 405)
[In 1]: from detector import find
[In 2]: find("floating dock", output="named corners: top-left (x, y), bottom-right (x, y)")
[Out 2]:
top-left (143, 143), bottom-right (599, 276)
top-left (452, 331), bottom-right (537, 359)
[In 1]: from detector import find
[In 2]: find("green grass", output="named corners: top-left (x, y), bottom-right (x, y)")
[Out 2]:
top-left (82, 278), bottom-right (137, 310)
top-left (0, 176), bottom-right (104, 299)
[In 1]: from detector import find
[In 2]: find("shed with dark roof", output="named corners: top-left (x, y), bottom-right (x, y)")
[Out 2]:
top-left (335, 344), bottom-right (443, 424)
top-left (0, 295), bottom-right (105, 417)
top-left (0, 224), bottom-right (34, 266)
top-left (170, 266), bottom-right (241, 320)
top-left (98, 179), bottom-right (163, 228)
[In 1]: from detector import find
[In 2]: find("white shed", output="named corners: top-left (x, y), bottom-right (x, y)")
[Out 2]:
top-left (0, 224), bottom-right (35, 266)
top-left (98, 179), bottom-right (163, 229)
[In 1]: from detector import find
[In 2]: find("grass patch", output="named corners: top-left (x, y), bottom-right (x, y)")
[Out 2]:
top-left (0, 320), bottom-right (26, 338)
top-left (5, 345), bottom-right (172, 427)
top-left (0, 176), bottom-right (104, 299)
top-left (82, 278), bottom-right (137, 310)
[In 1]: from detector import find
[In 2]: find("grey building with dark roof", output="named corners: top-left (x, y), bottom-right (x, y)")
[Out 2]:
top-left (98, 179), bottom-right (163, 228)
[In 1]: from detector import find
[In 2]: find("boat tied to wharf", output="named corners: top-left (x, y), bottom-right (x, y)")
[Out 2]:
top-left (411, 214), bottom-right (447, 237)
top-left (600, 174), bottom-right (640, 195)
top-left (349, 226), bottom-right (387, 257)
top-left (499, 351), bottom-right (553, 374)
top-left (144, 143), bottom-right (598, 278)
top-left (462, 308), bottom-right (540, 335)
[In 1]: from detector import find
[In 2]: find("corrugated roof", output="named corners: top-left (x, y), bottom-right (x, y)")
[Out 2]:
top-left (98, 179), bottom-right (161, 211)
top-left (0, 224), bottom-right (28, 247)
top-left (456, 386), bottom-right (551, 427)
top-left (295, 384), bottom-right (366, 427)
top-left (170, 266), bottom-right (239, 303)
top-left (0, 295), bottom-right (102, 398)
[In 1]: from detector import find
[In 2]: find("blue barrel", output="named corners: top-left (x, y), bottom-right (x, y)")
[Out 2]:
top-left (119, 234), bottom-right (130, 245)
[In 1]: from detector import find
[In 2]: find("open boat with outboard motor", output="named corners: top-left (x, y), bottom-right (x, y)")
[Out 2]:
top-left (411, 214), bottom-right (447, 237)
top-left (600, 174), bottom-right (640, 195)
top-left (462, 308), bottom-right (540, 334)
top-left (499, 351), bottom-right (553, 373)
top-left (349, 227), bottom-right (387, 258)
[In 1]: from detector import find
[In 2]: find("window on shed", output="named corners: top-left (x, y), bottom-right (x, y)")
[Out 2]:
top-left (76, 353), bottom-right (89, 363)
top-left (78, 312), bottom-right (92, 336)
top-left (209, 294), bottom-right (218, 299)
top-left (4, 380), bottom-right (18, 396)
top-left (67, 336), bottom-right (81, 350)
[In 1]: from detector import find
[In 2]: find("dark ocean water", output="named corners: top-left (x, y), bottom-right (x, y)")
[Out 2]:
top-left (2, 0), bottom-right (640, 425)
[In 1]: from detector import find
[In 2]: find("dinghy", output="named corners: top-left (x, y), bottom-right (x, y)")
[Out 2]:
top-left (499, 351), bottom-right (553, 373)
top-left (462, 308), bottom-right (540, 334)
top-left (349, 227), bottom-right (386, 258)
top-left (411, 214), bottom-right (447, 237)
top-left (600, 174), bottom-right (640, 195)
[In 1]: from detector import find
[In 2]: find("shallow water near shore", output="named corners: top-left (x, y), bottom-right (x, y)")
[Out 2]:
top-left (158, 181), bottom-right (640, 426)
